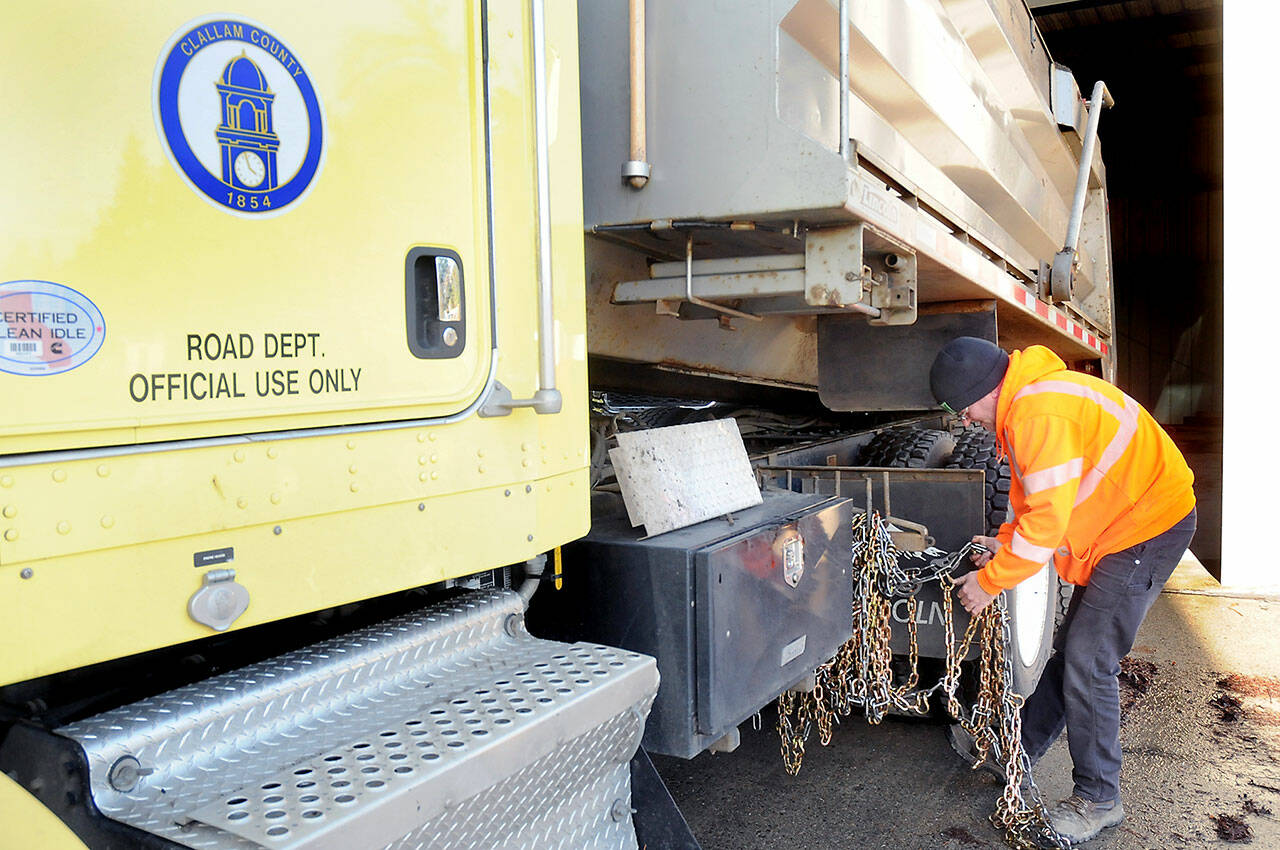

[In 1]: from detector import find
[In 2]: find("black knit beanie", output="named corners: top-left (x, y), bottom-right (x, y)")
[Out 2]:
top-left (929, 337), bottom-right (1009, 413)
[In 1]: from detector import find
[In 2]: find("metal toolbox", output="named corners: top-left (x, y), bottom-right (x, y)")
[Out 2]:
top-left (756, 461), bottom-right (986, 658)
top-left (529, 490), bottom-right (852, 759)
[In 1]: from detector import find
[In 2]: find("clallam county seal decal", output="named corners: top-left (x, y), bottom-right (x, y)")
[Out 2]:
top-left (154, 17), bottom-right (325, 217)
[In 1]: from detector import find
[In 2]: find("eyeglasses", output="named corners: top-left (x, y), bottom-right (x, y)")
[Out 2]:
top-left (940, 401), bottom-right (971, 421)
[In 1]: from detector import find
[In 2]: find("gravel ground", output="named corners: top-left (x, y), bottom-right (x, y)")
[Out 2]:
top-left (652, 578), bottom-right (1280, 849)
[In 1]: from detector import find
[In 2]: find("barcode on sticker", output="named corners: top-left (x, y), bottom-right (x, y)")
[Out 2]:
top-left (6, 342), bottom-right (38, 355)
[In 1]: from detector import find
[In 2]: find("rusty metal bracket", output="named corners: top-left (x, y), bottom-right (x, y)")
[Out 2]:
top-left (806, 222), bottom-right (917, 325)
top-left (863, 473), bottom-right (934, 552)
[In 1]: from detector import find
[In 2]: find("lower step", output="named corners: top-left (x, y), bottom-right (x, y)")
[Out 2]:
top-left (53, 590), bottom-right (659, 849)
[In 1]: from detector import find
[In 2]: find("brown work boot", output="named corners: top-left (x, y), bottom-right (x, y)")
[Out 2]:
top-left (1045, 795), bottom-right (1125, 844)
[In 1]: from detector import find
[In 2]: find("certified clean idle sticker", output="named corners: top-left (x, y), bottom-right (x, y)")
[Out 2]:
top-left (0, 281), bottom-right (106, 376)
top-left (154, 17), bottom-right (325, 216)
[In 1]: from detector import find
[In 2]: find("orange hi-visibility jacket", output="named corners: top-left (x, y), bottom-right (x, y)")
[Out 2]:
top-left (977, 345), bottom-right (1196, 595)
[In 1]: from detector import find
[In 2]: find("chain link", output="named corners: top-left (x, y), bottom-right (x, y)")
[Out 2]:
top-left (777, 510), bottom-right (1069, 850)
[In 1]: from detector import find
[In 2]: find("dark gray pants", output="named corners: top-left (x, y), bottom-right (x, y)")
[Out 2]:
top-left (1021, 508), bottom-right (1197, 802)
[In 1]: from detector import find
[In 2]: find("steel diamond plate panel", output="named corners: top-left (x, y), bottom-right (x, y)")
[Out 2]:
top-left (57, 590), bottom-right (658, 850)
top-left (609, 418), bottom-right (763, 537)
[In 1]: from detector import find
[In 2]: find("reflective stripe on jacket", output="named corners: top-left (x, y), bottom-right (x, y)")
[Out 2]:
top-left (976, 345), bottom-right (1195, 594)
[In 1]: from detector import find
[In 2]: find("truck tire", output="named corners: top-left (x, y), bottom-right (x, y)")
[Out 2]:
top-left (1005, 564), bottom-right (1056, 697)
top-left (943, 429), bottom-right (1005, 536)
top-left (944, 428), bottom-right (1055, 697)
top-left (1056, 579), bottom-right (1074, 630)
top-left (857, 427), bottom-right (956, 469)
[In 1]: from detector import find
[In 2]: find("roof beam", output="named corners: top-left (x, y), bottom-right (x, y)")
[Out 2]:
top-left (1028, 0), bottom-right (1121, 12)
top-left (1037, 8), bottom-right (1221, 42)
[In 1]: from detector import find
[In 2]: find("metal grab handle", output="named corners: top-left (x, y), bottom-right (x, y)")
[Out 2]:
top-left (1064, 81), bottom-right (1114, 253)
top-left (622, 0), bottom-right (651, 187)
top-left (682, 235), bottom-right (762, 322)
top-left (1050, 80), bottom-right (1114, 302)
top-left (839, 0), bottom-right (850, 162)
top-left (482, 0), bottom-right (562, 417)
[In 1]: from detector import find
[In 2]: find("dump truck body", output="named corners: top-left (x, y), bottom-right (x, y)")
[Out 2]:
top-left (580, 0), bottom-right (1113, 404)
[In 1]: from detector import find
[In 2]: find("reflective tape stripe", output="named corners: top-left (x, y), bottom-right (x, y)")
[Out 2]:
top-left (1005, 444), bottom-right (1024, 482)
top-left (1075, 397), bottom-right (1138, 505)
top-left (1010, 532), bottom-right (1056, 563)
top-left (1011, 379), bottom-right (1141, 507)
top-left (1012, 380), bottom-right (1125, 420)
top-left (1022, 457), bottom-right (1083, 494)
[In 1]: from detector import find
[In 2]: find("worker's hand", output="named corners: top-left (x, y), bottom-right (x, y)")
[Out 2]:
top-left (970, 535), bottom-right (1001, 567)
top-left (956, 570), bottom-right (998, 616)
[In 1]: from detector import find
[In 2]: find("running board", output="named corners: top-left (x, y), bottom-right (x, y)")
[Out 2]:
top-left (52, 590), bottom-right (659, 849)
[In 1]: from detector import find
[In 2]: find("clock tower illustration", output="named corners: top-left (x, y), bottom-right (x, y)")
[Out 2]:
top-left (214, 53), bottom-right (281, 192)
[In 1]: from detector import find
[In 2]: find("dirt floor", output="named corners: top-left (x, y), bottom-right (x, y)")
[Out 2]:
top-left (652, 560), bottom-right (1280, 849)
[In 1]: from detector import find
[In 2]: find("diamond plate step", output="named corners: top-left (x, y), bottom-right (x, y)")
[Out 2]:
top-left (56, 590), bottom-right (659, 850)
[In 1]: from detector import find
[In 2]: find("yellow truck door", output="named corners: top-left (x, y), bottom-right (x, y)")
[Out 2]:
top-left (1, 2), bottom-right (494, 453)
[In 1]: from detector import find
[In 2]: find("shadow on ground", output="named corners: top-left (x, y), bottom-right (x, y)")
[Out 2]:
top-left (652, 589), bottom-right (1280, 849)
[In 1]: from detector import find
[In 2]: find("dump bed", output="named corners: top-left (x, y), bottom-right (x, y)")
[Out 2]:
top-left (578, 0), bottom-right (1115, 406)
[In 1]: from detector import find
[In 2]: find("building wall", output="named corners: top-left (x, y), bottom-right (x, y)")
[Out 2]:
top-left (1037, 3), bottom-right (1223, 570)
top-left (1112, 187), bottom-right (1223, 424)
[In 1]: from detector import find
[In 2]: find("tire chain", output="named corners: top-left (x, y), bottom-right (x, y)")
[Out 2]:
top-left (777, 510), bottom-right (1069, 850)
top-left (946, 426), bottom-right (1074, 627)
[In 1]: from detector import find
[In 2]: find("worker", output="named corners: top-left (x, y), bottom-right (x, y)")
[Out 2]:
top-left (928, 336), bottom-right (1196, 846)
